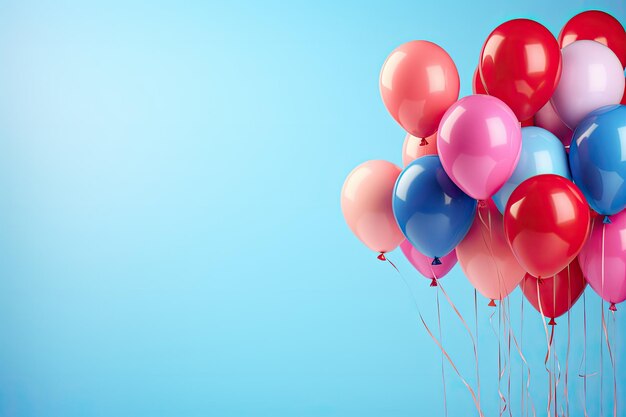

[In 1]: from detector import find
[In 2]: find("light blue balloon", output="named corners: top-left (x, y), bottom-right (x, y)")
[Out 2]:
top-left (492, 126), bottom-right (571, 213)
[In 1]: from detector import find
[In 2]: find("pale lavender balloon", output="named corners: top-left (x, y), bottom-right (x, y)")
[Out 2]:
top-left (534, 101), bottom-right (573, 148)
top-left (551, 40), bottom-right (625, 129)
top-left (437, 95), bottom-right (522, 200)
top-left (400, 240), bottom-right (457, 286)
top-left (579, 211), bottom-right (626, 310)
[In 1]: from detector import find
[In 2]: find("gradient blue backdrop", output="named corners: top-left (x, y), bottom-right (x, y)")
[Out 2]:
top-left (0, 1), bottom-right (623, 416)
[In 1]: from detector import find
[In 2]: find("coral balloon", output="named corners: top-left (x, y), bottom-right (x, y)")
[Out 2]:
top-left (569, 105), bottom-right (626, 216)
top-left (437, 95), bottom-right (522, 200)
top-left (480, 19), bottom-right (562, 121)
top-left (400, 240), bottom-right (457, 287)
top-left (402, 133), bottom-right (437, 166)
top-left (521, 259), bottom-right (586, 325)
top-left (393, 156), bottom-right (476, 264)
top-left (579, 210), bottom-right (626, 310)
top-left (341, 160), bottom-right (405, 254)
top-left (504, 174), bottom-right (591, 279)
top-left (457, 200), bottom-right (526, 304)
top-left (559, 10), bottom-right (626, 68)
top-left (550, 41), bottom-right (624, 129)
top-left (472, 67), bottom-right (487, 94)
top-left (534, 101), bottom-right (573, 148)
top-left (380, 41), bottom-right (460, 138)
top-left (492, 127), bottom-right (571, 214)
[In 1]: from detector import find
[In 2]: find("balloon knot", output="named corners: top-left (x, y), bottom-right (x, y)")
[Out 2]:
top-left (478, 200), bottom-right (487, 208)
top-left (603, 215), bottom-right (612, 224)
top-left (431, 257), bottom-right (442, 266)
top-left (430, 278), bottom-right (438, 287)
top-left (548, 318), bottom-right (556, 326)
top-left (609, 303), bottom-right (617, 312)
top-left (377, 253), bottom-right (386, 261)
top-left (419, 138), bottom-right (428, 146)
top-left (537, 276), bottom-right (544, 284)
top-left (488, 299), bottom-right (496, 307)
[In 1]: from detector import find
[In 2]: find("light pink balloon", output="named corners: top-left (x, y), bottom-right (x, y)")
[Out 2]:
top-left (534, 100), bottom-right (573, 148)
top-left (578, 212), bottom-right (626, 309)
top-left (437, 95), bottom-right (522, 200)
top-left (456, 200), bottom-right (526, 303)
top-left (551, 40), bottom-right (625, 129)
top-left (400, 240), bottom-right (457, 286)
top-left (401, 132), bottom-right (438, 166)
top-left (341, 160), bottom-right (405, 254)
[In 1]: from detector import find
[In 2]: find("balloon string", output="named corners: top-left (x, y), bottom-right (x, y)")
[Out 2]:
top-left (474, 289), bottom-right (481, 410)
top-left (521, 292), bottom-right (525, 417)
top-left (602, 305), bottom-right (616, 417)
top-left (498, 303), bottom-right (507, 416)
top-left (437, 279), bottom-right (482, 412)
top-left (578, 291), bottom-right (592, 417)
top-left (536, 278), bottom-right (553, 417)
top-left (564, 267), bottom-right (571, 417)
top-left (436, 289), bottom-right (448, 417)
top-left (518, 290), bottom-right (536, 417)
top-left (380, 255), bottom-right (484, 417)
top-left (601, 223), bottom-right (606, 417)
top-left (505, 295), bottom-right (513, 417)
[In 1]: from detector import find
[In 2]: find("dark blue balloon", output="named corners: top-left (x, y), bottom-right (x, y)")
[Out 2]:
top-left (569, 105), bottom-right (626, 215)
top-left (393, 155), bottom-right (476, 263)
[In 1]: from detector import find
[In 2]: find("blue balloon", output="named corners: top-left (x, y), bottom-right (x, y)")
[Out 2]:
top-left (492, 126), bottom-right (571, 213)
top-left (569, 105), bottom-right (626, 216)
top-left (393, 155), bottom-right (476, 264)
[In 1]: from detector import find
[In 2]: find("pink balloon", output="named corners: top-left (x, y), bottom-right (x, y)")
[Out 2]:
top-left (380, 41), bottom-right (460, 138)
top-left (551, 40), bottom-right (625, 129)
top-left (401, 132), bottom-right (438, 166)
top-left (341, 160), bottom-right (405, 254)
top-left (437, 95), bottom-right (522, 200)
top-left (400, 240), bottom-right (457, 286)
top-left (457, 200), bottom-right (526, 303)
top-left (578, 212), bottom-right (626, 310)
top-left (534, 101), bottom-right (573, 148)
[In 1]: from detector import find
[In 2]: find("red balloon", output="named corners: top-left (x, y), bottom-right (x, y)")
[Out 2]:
top-left (520, 259), bottom-right (587, 324)
top-left (380, 41), bottom-right (460, 138)
top-left (558, 10), bottom-right (626, 68)
top-left (472, 67), bottom-right (487, 95)
top-left (504, 174), bottom-right (590, 279)
top-left (480, 19), bottom-right (562, 121)
top-left (520, 118), bottom-right (534, 127)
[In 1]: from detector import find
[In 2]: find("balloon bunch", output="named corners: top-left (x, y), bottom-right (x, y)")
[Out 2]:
top-left (341, 10), bottom-right (626, 322)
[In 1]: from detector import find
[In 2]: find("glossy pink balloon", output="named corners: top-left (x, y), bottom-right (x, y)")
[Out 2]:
top-left (578, 212), bottom-right (626, 309)
top-left (401, 133), bottom-right (438, 166)
top-left (457, 200), bottom-right (526, 303)
top-left (341, 160), bottom-right (405, 254)
top-left (551, 40), bottom-right (625, 129)
top-left (437, 95), bottom-right (522, 200)
top-left (400, 240), bottom-right (457, 286)
top-left (380, 41), bottom-right (460, 138)
top-left (534, 101), bottom-right (573, 148)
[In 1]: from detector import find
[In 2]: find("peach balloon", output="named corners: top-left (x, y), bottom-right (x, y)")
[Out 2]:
top-left (401, 133), bottom-right (438, 166)
top-left (341, 160), bottom-right (405, 254)
top-left (456, 200), bottom-right (526, 304)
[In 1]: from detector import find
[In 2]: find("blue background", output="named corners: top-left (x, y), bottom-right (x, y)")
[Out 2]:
top-left (0, 0), bottom-right (623, 416)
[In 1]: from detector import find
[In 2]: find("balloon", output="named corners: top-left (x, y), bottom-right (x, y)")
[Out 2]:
top-left (472, 67), bottom-right (487, 94)
top-left (457, 200), bottom-right (526, 303)
top-left (622, 80), bottom-right (626, 105)
top-left (551, 41), bottom-right (624, 129)
top-left (479, 19), bottom-right (562, 121)
top-left (402, 133), bottom-right (437, 166)
top-left (393, 155), bottom-right (476, 264)
top-left (493, 127), bottom-right (571, 213)
top-left (569, 105), bottom-right (626, 216)
top-left (380, 41), bottom-right (460, 138)
top-left (520, 259), bottom-right (586, 324)
top-left (579, 210), bottom-right (626, 309)
top-left (520, 118), bottom-right (534, 127)
top-left (534, 101), bottom-right (573, 148)
top-left (504, 174), bottom-right (591, 279)
top-left (400, 240), bottom-right (457, 286)
top-left (558, 10), bottom-right (626, 68)
top-left (341, 160), bottom-right (405, 254)
top-left (437, 95), bottom-right (522, 200)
